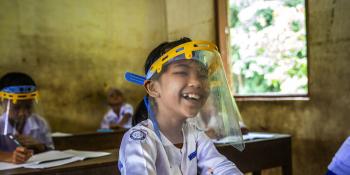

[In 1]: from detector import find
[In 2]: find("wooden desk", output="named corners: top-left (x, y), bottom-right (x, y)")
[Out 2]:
top-left (53, 130), bottom-right (126, 151)
top-left (1, 150), bottom-right (118, 175)
top-left (217, 134), bottom-right (292, 175)
top-left (2, 133), bottom-right (291, 175)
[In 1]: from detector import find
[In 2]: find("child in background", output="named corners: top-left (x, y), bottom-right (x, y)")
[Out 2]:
top-left (100, 88), bottom-right (133, 130)
top-left (326, 136), bottom-right (350, 175)
top-left (0, 72), bottom-right (53, 163)
top-left (119, 38), bottom-right (244, 174)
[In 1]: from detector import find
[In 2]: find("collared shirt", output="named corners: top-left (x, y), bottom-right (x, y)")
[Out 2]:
top-left (0, 113), bottom-right (54, 150)
top-left (118, 119), bottom-right (243, 175)
top-left (100, 103), bottom-right (133, 129)
top-left (328, 137), bottom-right (350, 175)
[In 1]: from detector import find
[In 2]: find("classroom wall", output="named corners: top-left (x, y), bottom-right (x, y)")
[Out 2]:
top-left (0, 0), bottom-right (215, 132)
top-left (165, 0), bottom-right (216, 41)
top-left (1, 0), bottom-right (349, 174)
top-left (0, 0), bottom-right (168, 131)
top-left (237, 1), bottom-right (350, 174)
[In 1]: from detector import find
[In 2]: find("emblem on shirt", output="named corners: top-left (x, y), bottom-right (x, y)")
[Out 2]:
top-left (130, 129), bottom-right (147, 141)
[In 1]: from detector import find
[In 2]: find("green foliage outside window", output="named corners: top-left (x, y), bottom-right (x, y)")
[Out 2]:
top-left (229, 0), bottom-right (308, 95)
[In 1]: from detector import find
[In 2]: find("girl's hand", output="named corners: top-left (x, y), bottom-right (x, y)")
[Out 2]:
top-left (205, 128), bottom-right (219, 139)
top-left (12, 147), bottom-right (33, 164)
top-left (16, 135), bottom-right (46, 153)
top-left (109, 123), bottom-right (123, 130)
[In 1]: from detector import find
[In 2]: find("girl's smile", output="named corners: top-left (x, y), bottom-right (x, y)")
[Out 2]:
top-left (154, 59), bottom-right (209, 119)
top-left (181, 88), bottom-right (207, 108)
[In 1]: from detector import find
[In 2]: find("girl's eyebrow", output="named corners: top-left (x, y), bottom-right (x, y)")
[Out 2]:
top-left (173, 63), bottom-right (191, 68)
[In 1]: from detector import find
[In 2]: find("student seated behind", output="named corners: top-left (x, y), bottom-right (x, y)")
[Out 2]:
top-left (326, 136), bottom-right (350, 175)
top-left (100, 88), bottom-right (134, 130)
top-left (118, 38), bottom-right (244, 174)
top-left (0, 72), bottom-right (54, 163)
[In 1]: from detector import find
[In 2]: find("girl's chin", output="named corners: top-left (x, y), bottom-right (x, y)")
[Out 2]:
top-left (183, 111), bottom-right (200, 118)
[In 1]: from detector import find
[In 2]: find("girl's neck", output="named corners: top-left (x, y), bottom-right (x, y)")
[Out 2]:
top-left (156, 111), bottom-right (186, 144)
top-left (111, 105), bottom-right (122, 114)
top-left (9, 118), bottom-right (25, 134)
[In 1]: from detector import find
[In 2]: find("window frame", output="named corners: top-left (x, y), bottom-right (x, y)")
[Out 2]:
top-left (214, 0), bottom-right (310, 101)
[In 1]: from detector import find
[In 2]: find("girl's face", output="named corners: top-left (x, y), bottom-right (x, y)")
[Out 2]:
top-left (107, 92), bottom-right (123, 107)
top-left (5, 100), bottom-right (33, 122)
top-left (153, 59), bottom-right (210, 119)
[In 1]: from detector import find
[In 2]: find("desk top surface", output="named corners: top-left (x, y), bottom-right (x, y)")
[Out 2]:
top-left (1, 150), bottom-right (118, 175)
top-left (2, 133), bottom-right (291, 175)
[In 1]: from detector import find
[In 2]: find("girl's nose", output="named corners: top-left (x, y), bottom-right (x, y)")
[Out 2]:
top-left (18, 108), bottom-right (29, 118)
top-left (188, 74), bottom-right (202, 88)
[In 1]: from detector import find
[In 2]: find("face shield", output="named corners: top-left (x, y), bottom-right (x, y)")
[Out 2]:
top-left (0, 85), bottom-right (40, 136)
top-left (125, 41), bottom-right (244, 151)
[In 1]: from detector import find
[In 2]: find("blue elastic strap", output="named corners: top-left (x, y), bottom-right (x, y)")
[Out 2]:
top-left (143, 96), bottom-right (162, 141)
top-left (125, 72), bottom-right (146, 85)
top-left (2, 85), bottom-right (36, 93)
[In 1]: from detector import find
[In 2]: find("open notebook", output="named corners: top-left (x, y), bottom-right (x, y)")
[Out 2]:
top-left (0, 149), bottom-right (111, 170)
top-left (212, 132), bottom-right (275, 144)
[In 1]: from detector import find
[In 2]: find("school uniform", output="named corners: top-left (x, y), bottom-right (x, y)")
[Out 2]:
top-left (0, 113), bottom-right (54, 150)
top-left (192, 114), bottom-right (222, 133)
top-left (118, 119), bottom-right (243, 175)
top-left (327, 137), bottom-right (350, 175)
top-left (100, 103), bottom-right (133, 129)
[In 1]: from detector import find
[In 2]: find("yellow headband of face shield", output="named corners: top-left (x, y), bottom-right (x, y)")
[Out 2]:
top-left (0, 91), bottom-right (39, 104)
top-left (146, 41), bottom-right (219, 79)
top-left (125, 40), bottom-right (220, 85)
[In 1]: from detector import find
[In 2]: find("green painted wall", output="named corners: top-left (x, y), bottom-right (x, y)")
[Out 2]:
top-left (165, 0), bottom-right (216, 41)
top-left (1, 0), bottom-right (348, 174)
top-left (0, 0), bottom-right (168, 132)
top-left (0, 0), bottom-right (215, 132)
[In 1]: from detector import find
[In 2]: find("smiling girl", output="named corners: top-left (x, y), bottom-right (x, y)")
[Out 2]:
top-left (118, 38), bottom-right (244, 175)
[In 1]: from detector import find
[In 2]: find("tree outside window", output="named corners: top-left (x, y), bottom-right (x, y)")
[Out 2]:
top-left (228, 0), bottom-right (308, 95)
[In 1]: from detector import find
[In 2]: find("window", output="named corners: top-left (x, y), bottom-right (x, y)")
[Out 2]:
top-left (216, 0), bottom-right (309, 100)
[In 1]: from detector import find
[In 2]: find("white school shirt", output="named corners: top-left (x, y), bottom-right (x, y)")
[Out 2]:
top-left (0, 113), bottom-right (54, 150)
top-left (100, 103), bottom-right (133, 129)
top-left (118, 119), bottom-right (243, 175)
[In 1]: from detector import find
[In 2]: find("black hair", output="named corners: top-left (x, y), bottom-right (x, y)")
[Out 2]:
top-left (132, 37), bottom-right (192, 126)
top-left (107, 88), bottom-right (123, 97)
top-left (132, 100), bottom-right (148, 126)
top-left (0, 72), bottom-right (36, 90)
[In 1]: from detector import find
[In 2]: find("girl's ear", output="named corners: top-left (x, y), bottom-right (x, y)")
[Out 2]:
top-left (144, 80), bottom-right (160, 98)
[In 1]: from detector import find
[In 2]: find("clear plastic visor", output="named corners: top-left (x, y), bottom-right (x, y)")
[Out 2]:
top-left (0, 98), bottom-right (42, 135)
top-left (148, 50), bottom-right (244, 151)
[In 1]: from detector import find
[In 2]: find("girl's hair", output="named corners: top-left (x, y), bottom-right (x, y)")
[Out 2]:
top-left (132, 37), bottom-right (192, 126)
top-left (107, 88), bottom-right (123, 98)
top-left (0, 72), bottom-right (36, 90)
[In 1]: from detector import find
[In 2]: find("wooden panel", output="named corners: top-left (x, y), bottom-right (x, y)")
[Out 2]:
top-left (53, 130), bottom-right (126, 151)
top-left (217, 135), bottom-right (292, 175)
